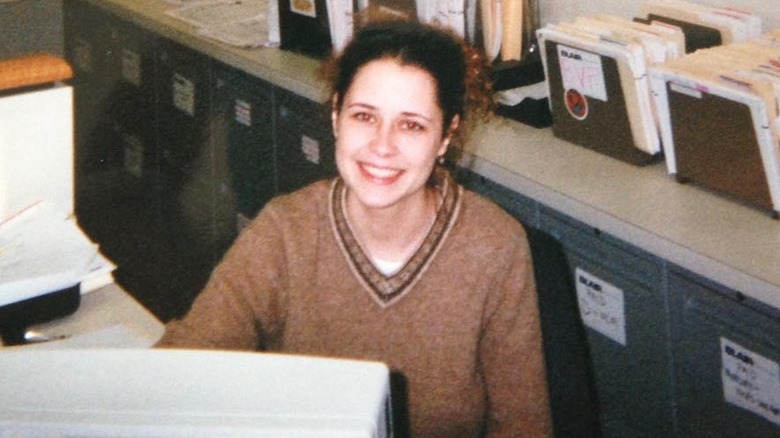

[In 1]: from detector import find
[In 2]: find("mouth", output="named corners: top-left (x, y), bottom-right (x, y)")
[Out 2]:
top-left (359, 162), bottom-right (403, 183)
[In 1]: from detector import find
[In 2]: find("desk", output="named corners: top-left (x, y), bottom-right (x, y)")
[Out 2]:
top-left (1, 283), bottom-right (164, 349)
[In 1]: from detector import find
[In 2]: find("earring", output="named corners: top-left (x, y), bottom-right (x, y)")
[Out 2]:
top-left (437, 155), bottom-right (445, 165)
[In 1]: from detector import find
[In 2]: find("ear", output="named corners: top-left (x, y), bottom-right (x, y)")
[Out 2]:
top-left (331, 93), bottom-right (340, 139)
top-left (438, 115), bottom-right (460, 156)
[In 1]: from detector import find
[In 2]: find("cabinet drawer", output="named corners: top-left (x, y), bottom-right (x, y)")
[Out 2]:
top-left (457, 169), bottom-right (538, 228)
top-left (274, 89), bottom-right (336, 193)
top-left (670, 269), bottom-right (780, 437)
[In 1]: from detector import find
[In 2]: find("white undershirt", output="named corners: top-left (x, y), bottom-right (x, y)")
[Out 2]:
top-left (372, 258), bottom-right (404, 276)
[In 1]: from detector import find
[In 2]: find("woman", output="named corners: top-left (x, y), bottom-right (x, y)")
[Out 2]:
top-left (157, 20), bottom-right (552, 437)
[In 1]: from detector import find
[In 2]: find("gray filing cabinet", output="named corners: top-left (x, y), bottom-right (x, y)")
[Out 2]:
top-left (669, 268), bottom-right (780, 437)
top-left (87, 14), bottom-right (161, 312)
top-left (456, 168), bottom-right (538, 228)
top-left (152, 37), bottom-right (216, 320)
top-left (274, 88), bottom-right (337, 194)
top-left (211, 63), bottom-right (276, 249)
top-left (538, 206), bottom-right (674, 438)
top-left (64, 0), bottom-right (116, 207)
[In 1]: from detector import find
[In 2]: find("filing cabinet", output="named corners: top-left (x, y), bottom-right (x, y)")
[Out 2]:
top-left (211, 64), bottom-right (276, 251)
top-left (152, 37), bottom-right (216, 319)
top-left (274, 88), bottom-right (337, 194)
top-left (456, 168), bottom-right (538, 228)
top-left (63, 0), bottom-right (116, 208)
top-left (65, 2), bottom-right (165, 317)
top-left (669, 268), bottom-right (780, 437)
top-left (89, 17), bottom-right (160, 306)
top-left (538, 207), bottom-right (673, 438)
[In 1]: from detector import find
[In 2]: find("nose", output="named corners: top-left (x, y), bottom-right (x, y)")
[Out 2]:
top-left (369, 122), bottom-right (398, 157)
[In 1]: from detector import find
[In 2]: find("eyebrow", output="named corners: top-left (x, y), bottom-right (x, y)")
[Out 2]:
top-left (345, 102), bottom-right (434, 123)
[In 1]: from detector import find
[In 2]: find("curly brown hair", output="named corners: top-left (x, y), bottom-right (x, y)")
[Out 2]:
top-left (317, 19), bottom-right (494, 170)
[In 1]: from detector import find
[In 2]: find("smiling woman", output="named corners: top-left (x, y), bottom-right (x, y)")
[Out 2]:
top-left (157, 20), bottom-right (552, 438)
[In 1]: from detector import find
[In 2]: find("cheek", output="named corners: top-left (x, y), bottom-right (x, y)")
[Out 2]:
top-left (335, 121), bottom-right (374, 152)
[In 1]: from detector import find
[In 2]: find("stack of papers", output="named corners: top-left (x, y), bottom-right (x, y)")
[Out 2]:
top-left (0, 202), bottom-right (116, 308)
top-left (537, 14), bottom-right (685, 163)
top-left (649, 29), bottom-right (780, 215)
top-left (537, 2), bottom-right (765, 165)
top-left (165, 0), bottom-right (278, 48)
top-left (640, 0), bottom-right (762, 51)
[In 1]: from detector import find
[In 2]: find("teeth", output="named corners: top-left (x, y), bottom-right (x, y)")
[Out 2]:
top-left (363, 163), bottom-right (401, 179)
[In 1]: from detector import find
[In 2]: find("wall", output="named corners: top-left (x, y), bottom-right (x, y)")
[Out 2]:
top-left (0, 0), bottom-right (63, 59)
top-left (539, 0), bottom-right (780, 33)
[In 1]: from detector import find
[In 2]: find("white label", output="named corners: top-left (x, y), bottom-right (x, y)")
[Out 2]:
top-left (575, 267), bottom-right (626, 346)
top-left (290, 0), bottom-right (316, 17)
top-left (721, 337), bottom-right (780, 426)
top-left (301, 135), bottom-right (320, 165)
top-left (121, 48), bottom-right (142, 87)
top-left (172, 73), bottom-right (196, 117)
top-left (557, 45), bottom-right (608, 101)
top-left (235, 99), bottom-right (252, 127)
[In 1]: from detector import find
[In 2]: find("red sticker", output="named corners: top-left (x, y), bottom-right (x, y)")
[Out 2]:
top-left (564, 89), bottom-right (588, 120)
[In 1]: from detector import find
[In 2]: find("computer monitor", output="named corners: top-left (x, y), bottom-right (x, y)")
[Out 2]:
top-left (0, 349), bottom-right (392, 437)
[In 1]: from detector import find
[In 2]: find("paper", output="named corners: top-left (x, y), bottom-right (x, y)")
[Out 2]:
top-left (721, 337), bottom-right (780, 426)
top-left (166, 0), bottom-right (275, 48)
top-left (166, 0), bottom-right (266, 27)
top-left (80, 252), bottom-right (117, 295)
top-left (575, 267), bottom-right (626, 346)
top-left (0, 202), bottom-right (103, 306)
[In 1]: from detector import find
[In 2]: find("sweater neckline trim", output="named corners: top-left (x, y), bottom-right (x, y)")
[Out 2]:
top-left (329, 176), bottom-right (462, 308)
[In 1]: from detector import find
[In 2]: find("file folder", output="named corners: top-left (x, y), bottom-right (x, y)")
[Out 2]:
top-left (650, 42), bottom-right (780, 217)
top-left (638, 0), bottom-right (763, 53)
top-left (667, 84), bottom-right (772, 211)
top-left (538, 26), bottom-right (660, 165)
top-left (641, 14), bottom-right (721, 53)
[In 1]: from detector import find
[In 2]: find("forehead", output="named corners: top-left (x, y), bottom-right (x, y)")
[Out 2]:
top-left (344, 58), bottom-right (441, 115)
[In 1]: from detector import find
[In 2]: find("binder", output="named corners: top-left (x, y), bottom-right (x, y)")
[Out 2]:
top-left (667, 84), bottom-right (773, 211)
top-left (538, 26), bottom-right (661, 165)
top-left (649, 38), bottom-right (780, 216)
top-left (279, 0), bottom-right (333, 58)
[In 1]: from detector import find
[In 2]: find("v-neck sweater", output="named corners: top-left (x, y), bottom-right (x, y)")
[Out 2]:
top-left (157, 178), bottom-right (552, 438)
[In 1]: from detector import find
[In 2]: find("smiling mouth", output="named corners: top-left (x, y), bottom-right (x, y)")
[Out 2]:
top-left (360, 162), bottom-right (403, 182)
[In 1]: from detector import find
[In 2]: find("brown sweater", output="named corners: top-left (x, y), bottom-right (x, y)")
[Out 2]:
top-left (157, 178), bottom-right (552, 438)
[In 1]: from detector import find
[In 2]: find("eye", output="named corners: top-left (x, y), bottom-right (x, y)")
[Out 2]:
top-left (350, 111), bottom-right (375, 124)
top-left (400, 120), bottom-right (425, 132)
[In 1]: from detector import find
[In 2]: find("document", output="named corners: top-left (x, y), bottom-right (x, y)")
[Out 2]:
top-left (0, 202), bottom-right (110, 306)
top-left (166, 0), bottom-right (275, 48)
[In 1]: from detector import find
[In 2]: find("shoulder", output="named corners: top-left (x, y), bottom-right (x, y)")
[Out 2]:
top-left (444, 185), bottom-right (532, 265)
top-left (458, 187), bottom-right (528, 240)
top-left (239, 180), bottom-right (332, 242)
top-left (257, 180), bottom-right (331, 223)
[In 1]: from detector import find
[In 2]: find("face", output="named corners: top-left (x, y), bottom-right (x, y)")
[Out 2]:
top-left (332, 58), bottom-right (456, 214)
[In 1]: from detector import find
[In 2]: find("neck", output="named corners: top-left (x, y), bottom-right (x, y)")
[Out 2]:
top-left (346, 188), bottom-right (439, 263)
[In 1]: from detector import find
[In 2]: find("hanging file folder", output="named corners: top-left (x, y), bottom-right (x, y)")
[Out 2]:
top-left (538, 24), bottom-right (661, 165)
top-left (649, 37), bottom-right (780, 217)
